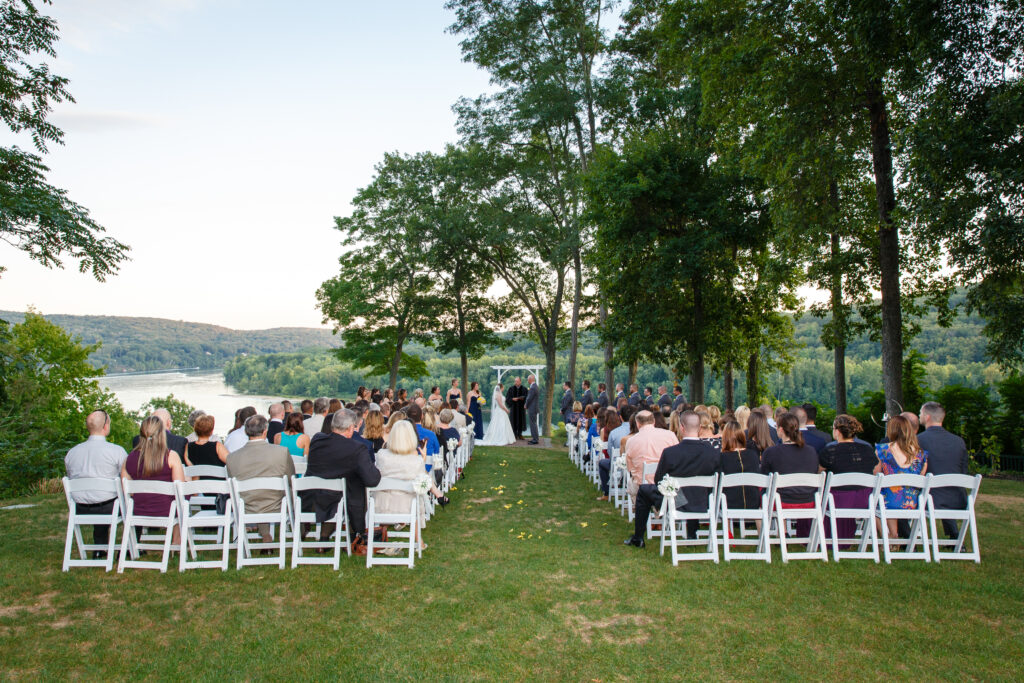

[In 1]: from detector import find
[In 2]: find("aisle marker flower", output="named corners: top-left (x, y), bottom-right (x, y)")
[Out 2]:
top-left (657, 475), bottom-right (678, 499)
top-left (414, 475), bottom-right (431, 496)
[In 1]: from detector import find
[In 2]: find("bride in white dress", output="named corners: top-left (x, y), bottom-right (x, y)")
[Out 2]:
top-left (478, 383), bottom-right (516, 446)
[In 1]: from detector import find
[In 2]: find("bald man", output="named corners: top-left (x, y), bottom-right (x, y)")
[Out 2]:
top-left (65, 410), bottom-right (129, 556)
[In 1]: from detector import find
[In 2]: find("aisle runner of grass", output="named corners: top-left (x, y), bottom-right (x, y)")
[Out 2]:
top-left (1, 446), bottom-right (1022, 680)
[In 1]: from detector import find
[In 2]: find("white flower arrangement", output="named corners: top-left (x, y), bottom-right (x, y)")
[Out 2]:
top-left (446, 437), bottom-right (459, 453)
top-left (593, 440), bottom-right (606, 452)
top-left (614, 455), bottom-right (627, 470)
top-left (657, 475), bottom-right (677, 498)
top-left (414, 475), bottom-right (432, 496)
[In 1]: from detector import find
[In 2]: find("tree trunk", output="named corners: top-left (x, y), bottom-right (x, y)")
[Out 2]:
top-left (388, 339), bottom-right (404, 392)
top-left (600, 302), bottom-right (614, 405)
top-left (460, 350), bottom-right (469, 408)
top-left (724, 361), bottom-right (734, 411)
top-left (543, 343), bottom-right (557, 438)
top-left (628, 359), bottom-right (637, 389)
top-left (831, 233), bottom-right (848, 415)
top-left (746, 353), bottom-right (759, 407)
top-left (456, 281), bottom-right (469, 399)
top-left (866, 81), bottom-right (903, 413)
top-left (689, 277), bottom-right (705, 403)
top-left (568, 250), bottom-right (582, 391)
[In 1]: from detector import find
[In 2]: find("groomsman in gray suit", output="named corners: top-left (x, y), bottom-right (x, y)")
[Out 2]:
top-left (560, 381), bottom-right (575, 425)
top-left (597, 383), bottom-right (610, 408)
top-left (526, 374), bottom-right (540, 444)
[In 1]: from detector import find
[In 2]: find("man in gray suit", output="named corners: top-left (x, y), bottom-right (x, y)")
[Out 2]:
top-left (526, 374), bottom-right (540, 444)
top-left (581, 380), bottom-right (594, 407)
top-left (918, 401), bottom-right (969, 538)
top-left (226, 415), bottom-right (295, 543)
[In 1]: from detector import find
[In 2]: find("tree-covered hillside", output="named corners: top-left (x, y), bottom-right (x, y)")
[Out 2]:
top-left (0, 311), bottom-right (337, 373)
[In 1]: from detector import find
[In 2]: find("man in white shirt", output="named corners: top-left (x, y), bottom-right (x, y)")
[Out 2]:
top-left (64, 410), bottom-right (129, 557)
top-left (224, 406), bottom-right (257, 453)
top-left (303, 397), bottom-right (330, 439)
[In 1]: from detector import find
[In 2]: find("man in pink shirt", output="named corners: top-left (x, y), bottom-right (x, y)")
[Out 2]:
top-left (625, 410), bottom-right (679, 499)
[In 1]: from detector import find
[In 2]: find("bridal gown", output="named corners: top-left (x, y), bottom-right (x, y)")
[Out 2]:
top-left (478, 388), bottom-right (516, 446)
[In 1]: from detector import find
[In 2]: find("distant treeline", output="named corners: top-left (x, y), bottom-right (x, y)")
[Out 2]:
top-left (0, 311), bottom-right (337, 373)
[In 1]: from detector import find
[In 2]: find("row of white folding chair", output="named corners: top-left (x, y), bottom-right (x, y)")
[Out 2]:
top-left (62, 477), bottom-right (124, 572)
top-left (365, 477), bottom-right (421, 568)
top-left (656, 471), bottom-right (982, 564)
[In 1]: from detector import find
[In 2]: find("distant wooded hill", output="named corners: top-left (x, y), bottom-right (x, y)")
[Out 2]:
top-left (0, 311), bottom-right (338, 373)
top-left (0, 296), bottom-right (997, 401)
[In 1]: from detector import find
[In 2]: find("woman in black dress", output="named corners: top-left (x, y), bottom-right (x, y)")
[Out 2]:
top-left (818, 414), bottom-right (878, 540)
top-left (761, 412), bottom-right (820, 537)
top-left (719, 421), bottom-right (762, 511)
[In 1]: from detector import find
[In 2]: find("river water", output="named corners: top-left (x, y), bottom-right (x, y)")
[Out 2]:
top-left (99, 370), bottom-right (295, 435)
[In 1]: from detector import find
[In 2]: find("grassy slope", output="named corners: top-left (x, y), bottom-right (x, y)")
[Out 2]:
top-left (1, 445), bottom-right (1021, 681)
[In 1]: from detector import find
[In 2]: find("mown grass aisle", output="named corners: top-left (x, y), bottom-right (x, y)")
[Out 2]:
top-left (1, 445), bottom-right (1023, 679)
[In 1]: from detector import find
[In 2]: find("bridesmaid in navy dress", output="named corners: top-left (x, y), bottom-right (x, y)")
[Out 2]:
top-left (468, 381), bottom-right (484, 439)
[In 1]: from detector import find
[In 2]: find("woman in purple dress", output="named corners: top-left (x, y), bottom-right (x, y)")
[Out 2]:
top-left (818, 414), bottom-right (878, 541)
top-left (121, 415), bottom-right (185, 543)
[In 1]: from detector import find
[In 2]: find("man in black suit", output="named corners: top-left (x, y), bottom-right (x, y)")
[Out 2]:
top-left (615, 383), bottom-right (626, 402)
top-left (918, 401), bottom-right (969, 538)
top-left (642, 386), bottom-right (654, 407)
top-left (581, 380), bottom-right (594, 407)
top-left (656, 385), bottom-right (672, 409)
top-left (795, 406), bottom-right (827, 453)
top-left (628, 383), bottom-right (642, 406)
top-left (625, 411), bottom-right (721, 548)
top-left (597, 382), bottom-right (609, 409)
top-left (301, 409), bottom-right (381, 548)
top-left (299, 399), bottom-right (314, 421)
top-left (800, 403), bottom-right (831, 452)
top-left (132, 408), bottom-right (187, 458)
top-left (266, 402), bottom-right (286, 444)
top-left (560, 381), bottom-right (575, 426)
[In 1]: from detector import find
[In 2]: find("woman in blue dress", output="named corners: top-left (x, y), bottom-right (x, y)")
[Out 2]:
top-left (468, 381), bottom-right (484, 439)
top-left (874, 414), bottom-right (928, 541)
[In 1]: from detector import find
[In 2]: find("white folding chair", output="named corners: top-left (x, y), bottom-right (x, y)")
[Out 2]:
top-left (291, 456), bottom-right (307, 477)
top-left (927, 473), bottom-right (981, 563)
top-left (659, 474), bottom-right (720, 564)
top-left (877, 473), bottom-right (932, 563)
top-left (642, 462), bottom-right (660, 536)
top-left (62, 477), bottom-right (122, 572)
top-left (718, 472), bottom-right (774, 563)
top-left (175, 479), bottom-right (233, 571)
top-left (825, 472), bottom-right (881, 562)
top-left (182, 465), bottom-right (227, 534)
top-left (118, 478), bottom-right (180, 573)
top-left (365, 478), bottom-right (420, 568)
top-left (231, 476), bottom-right (291, 569)
top-left (771, 472), bottom-right (828, 562)
top-left (608, 447), bottom-right (626, 511)
top-left (567, 428), bottom-right (577, 459)
top-left (290, 476), bottom-right (349, 569)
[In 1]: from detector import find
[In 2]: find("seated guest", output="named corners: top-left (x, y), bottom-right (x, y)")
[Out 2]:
top-left (363, 409), bottom-right (386, 455)
top-left (734, 405), bottom-right (750, 432)
top-left (746, 410), bottom-right (773, 457)
top-left (917, 401), bottom-right (968, 538)
top-left (625, 410), bottom-right (679, 502)
top-left (122, 415), bottom-right (186, 545)
top-left (274, 411), bottom-right (310, 457)
top-left (619, 414), bottom-right (639, 457)
top-left (349, 403), bottom-right (375, 457)
top-left (225, 415), bottom-right (295, 543)
top-left (446, 399), bottom-right (467, 429)
top-left (608, 405), bottom-right (633, 453)
top-left (319, 398), bottom-right (344, 435)
top-left (375, 421), bottom-right (447, 552)
top-left (184, 414), bottom-right (229, 470)
top-left (406, 404), bottom-right (439, 459)
top-left (303, 398), bottom-right (330, 439)
top-left (624, 411), bottom-right (719, 548)
top-left (266, 402), bottom-right (286, 444)
top-left (379, 399), bottom-right (392, 419)
top-left (281, 400), bottom-right (294, 420)
top-left (761, 412), bottom-right (819, 538)
top-left (696, 410), bottom-right (721, 451)
top-left (132, 408), bottom-right (187, 458)
top-left (567, 401), bottom-right (585, 429)
top-left (874, 414), bottom-right (928, 542)
top-left (707, 405), bottom-right (722, 433)
top-left (579, 404), bottom-right (595, 431)
top-left (818, 414), bottom-right (878, 540)
top-left (302, 409), bottom-right (382, 550)
top-left (224, 406), bottom-right (257, 453)
top-left (65, 409), bottom-right (129, 557)
top-left (595, 410), bottom-right (621, 500)
top-left (800, 403), bottom-right (830, 452)
top-left (299, 399), bottom-right (314, 420)
top-left (719, 421), bottom-right (761, 511)
top-left (438, 409), bottom-right (461, 450)
top-left (185, 409), bottom-right (207, 443)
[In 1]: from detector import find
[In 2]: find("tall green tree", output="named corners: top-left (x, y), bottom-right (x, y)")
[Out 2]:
top-left (317, 154), bottom-right (439, 390)
top-left (447, 0), bottom-right (612, 395)
top-left (0, 0), bottom-right (128, 279)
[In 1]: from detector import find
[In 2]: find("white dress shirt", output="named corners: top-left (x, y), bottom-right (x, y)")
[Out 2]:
top-left (224, 427), bottom-right (249, 453)
top-left (64, 435), bottom-right (128, 503)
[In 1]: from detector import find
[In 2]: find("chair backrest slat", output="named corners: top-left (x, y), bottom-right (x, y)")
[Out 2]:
top-left (927, 473), bottom-right (979, 491)
top-left (122, 478), bottom-right (177, 496)
top-left (663, 474), bottom-right (718, 488)
top-left (291, 475), bottom-right (345, 493)
top-left (719, 472), bottom-right (772, 489)
top-left (827, 472), bottom-right (880, 489)
top-left (183, 465), bottom-right (226, 479)
top-left (177, 479), bottom-right (231, 496)
top-left (232, 476), bottom-right (288, 493)
top-left (775, 472), bottom-right (826, 489)
top-left (64, 477), bottom-right (119, 495)
top-left (369, 477), bottom-right (417, 493)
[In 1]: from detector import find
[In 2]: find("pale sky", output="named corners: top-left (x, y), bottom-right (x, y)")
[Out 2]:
top-left (0, 0), bottom-right (492, 328)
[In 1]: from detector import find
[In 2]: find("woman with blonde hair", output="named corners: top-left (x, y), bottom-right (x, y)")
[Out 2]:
top-left (121, 415), bottom-right (185, 543)
top-left (696, 408), bottom-right (721, 451)
top-left (734, 405), bottom-right (751, 432)
top-left (422, 405), bottom-right (440, 435)
top-left (363, 409), bottom-right (386, 454)
top-left (707, 405), bottom-right (722, 433)
top-left (374, 421), bottom-right (448, 551)
top-left (874, 414), bottom-right (928, 542)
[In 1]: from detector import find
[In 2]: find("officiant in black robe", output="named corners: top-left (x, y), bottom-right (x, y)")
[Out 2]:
top-left (506, 379), bottom-right (528, 440)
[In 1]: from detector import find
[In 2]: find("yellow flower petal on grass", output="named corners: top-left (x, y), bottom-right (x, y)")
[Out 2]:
top-left (580, 522), bottom-right (588, 528)
top-left (503, 504), bottom-right (512, 509)
top-left (545, 529), bottom-right (551, 533)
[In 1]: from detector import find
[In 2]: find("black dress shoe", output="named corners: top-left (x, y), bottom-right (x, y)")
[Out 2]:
top-left (623, 536), bottom-right (645, 548)
top-left (528, 440), bottom-right (539, 445)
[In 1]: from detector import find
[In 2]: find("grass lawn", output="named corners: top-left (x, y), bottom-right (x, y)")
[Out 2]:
top-left (1, 444), bottom-right (1022, 681)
